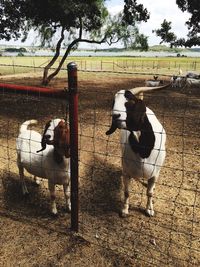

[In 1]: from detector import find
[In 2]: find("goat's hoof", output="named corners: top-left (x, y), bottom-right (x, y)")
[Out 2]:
top-left (64, 206), bottom-right (71, 213)
top-left (119, 210), bottom-right (129, 218)
top-left (34, 179), bottom-right (41, 186)
top-left (146, 209), bottom-right (155, 217)
top-left (50, 212), bottom-right (58, 218)
top-left (51, 208), bottom-right (58, 217)
top-left (22, 191), bottom-right (29, 197)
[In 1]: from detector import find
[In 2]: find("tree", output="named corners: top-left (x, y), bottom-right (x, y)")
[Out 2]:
top-left (176, 0), bottom-right (200, 36)
top-left (154, 0), bottom-right (200, 47)
top-left (0, 0), bottom-right (26, 41)
top-left (176, 0), bottom-right (200, 47)
top-left (0, 0), bottom-right (150, 85)
top-left (152, 20), bottom-right (177, 47)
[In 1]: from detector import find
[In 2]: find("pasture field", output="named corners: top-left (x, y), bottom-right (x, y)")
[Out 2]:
top-left (0, 69), bottom-right (199, 266)
top-left (0, 55), bottom-right (200, 76)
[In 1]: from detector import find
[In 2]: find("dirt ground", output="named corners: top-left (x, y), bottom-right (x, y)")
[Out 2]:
top-left (0, 72), bottom-right (199, 267)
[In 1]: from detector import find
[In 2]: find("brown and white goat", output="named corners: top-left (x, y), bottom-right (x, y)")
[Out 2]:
top-left (16, 119), bottom-right (71, 215)
top-left (106, 86), bottom-right (166, 217)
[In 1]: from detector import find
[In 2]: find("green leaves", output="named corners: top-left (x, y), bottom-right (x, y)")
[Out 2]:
top-left (153, 20), bottom-right (177, 45)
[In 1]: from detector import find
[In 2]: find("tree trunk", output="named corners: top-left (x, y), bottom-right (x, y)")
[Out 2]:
top-left (43, 37), bottom-right (106, 85)
top-left (42, 28), bottom-right (65, 85)
top-left (44, 39), bottom-right (79, 85)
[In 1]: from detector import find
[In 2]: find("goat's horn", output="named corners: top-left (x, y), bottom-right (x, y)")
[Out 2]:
top-left (129, 83), bottom-right (170, 95)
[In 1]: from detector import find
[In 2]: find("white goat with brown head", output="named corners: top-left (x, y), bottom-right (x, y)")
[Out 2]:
top-left (16, 119), bottom-right (71, 215)
top-left (106, 86), bottom-right (166, 217)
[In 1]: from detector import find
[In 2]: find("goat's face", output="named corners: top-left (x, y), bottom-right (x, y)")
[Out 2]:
top-left (37, 119), bottom-right (62, 153)
top-left (53, 121), bottom-right (70, 158)
top-left (42, 120), bottom-right (70, 164)
top-left (106, 90), bottom-right (146, 135)
top-left (124, 91), bottom-right (146, 131)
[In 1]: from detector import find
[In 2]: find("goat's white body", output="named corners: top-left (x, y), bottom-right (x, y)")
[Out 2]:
top-left (120, 107), bottom-right (166, 179)
top-left (16, 120), bottom-right (70, 214)
top-left (171, 76), bottom-right (184, 88)
top-left (186, 78), bottom-right (200, 86)
top-left (16, 126), bottom-right (70, 183)
top-left (186, 71), bottom-right (200, 79)
top-left (145, 80), bottom-right (161, 87)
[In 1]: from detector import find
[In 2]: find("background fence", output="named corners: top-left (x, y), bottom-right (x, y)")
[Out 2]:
top-left (0, 61), bottom-right (199, 266)
top-left (1, 56), bottom-right (200, 77)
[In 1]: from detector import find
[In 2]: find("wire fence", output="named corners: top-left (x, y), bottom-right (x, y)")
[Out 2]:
top-left (0, 64), bottom-right (199, 266)
top-left (0, 57), bottom-right (200, 77)
top-left (76, 79), bottom-right (200, 266)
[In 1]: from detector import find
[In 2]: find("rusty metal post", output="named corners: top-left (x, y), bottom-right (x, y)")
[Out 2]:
top-left (67, 62), bottom-right (79, 232)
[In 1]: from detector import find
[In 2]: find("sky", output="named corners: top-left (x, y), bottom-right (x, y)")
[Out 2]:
top-left (106, 0), bottom-right (190, 46)
top-left (0, 0), bottom-right (191, 48)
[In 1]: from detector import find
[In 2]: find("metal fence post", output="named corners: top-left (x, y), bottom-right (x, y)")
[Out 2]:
top-left (67, 62), bottom-right (79, 232)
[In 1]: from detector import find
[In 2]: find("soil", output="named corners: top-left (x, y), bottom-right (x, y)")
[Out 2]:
top-left (0, 72), bottom-right (199, 267)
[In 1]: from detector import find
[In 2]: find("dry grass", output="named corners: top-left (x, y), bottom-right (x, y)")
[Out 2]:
top-left (0, 72), bottom-right (199, 266)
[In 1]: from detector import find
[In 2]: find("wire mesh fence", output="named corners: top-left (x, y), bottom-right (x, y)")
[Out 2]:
top-left (76, 79), bottom-right (200, 266)
top-left (0, 65), bottom-right (199, 266)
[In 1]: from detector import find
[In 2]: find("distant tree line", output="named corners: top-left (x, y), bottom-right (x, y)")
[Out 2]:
top-left (4, 47), bottom-right (27, 53)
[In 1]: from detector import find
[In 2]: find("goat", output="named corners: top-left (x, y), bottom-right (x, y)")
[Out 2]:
top-left (145, 76), bottom-right (164, 87)
top-left (16, 119), bottom-right (71, 215)
top-left (186, 78), bottom-right (200, 87)
top-left (171, 75), bottom-right (185, 88)
top-left (106, 86), bottom-right (166, 217)
top-left (186, 71), bottom-right (200, 79)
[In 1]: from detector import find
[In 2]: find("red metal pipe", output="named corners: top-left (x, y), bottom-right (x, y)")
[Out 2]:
top-left (0, 82), bottom-right (66, 98)
top-left (68, 62), bottom-right (79, 232)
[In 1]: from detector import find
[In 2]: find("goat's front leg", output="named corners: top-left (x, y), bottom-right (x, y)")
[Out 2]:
top-left (63, 182), bottom-right (71, 213)
top-left (121, 174), bottom-right (131, 217)
top-left (146, 176), bottom-right (156, 216)
top-left (48, 181), bottom-right (57, 215)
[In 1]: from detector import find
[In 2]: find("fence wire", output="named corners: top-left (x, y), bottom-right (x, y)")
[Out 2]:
top-left (0, 66), bottom-right (199, 266)
top-left (76, 79), bottom-right (199, 266)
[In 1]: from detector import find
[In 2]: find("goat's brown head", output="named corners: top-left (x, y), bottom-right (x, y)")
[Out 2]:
top-left (52, 120), bottom-right (70, 159)
top-left (124, 90), bottom-right (146, 131)
top-left (37, 119), bottom-right (70, 163)
top-left (45, 121), bottom-right (70, 164)
top-left (37, 119), bottom-right (64, 153)
top-left (106, 90), bottom-right (146, 135)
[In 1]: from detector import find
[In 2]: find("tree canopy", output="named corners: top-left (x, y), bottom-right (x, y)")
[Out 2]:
top-left (0, 0), bottom-right (150, 84)
top-left (1, 0), bottom-right (199, 83)
top-left (152, 20), bottom-right (177, 48)
top-left (154, 0), bottom-right (200, 47)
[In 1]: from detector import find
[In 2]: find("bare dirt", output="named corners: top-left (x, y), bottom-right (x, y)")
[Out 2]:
top-left (0, 72), bottom-right (199, 267)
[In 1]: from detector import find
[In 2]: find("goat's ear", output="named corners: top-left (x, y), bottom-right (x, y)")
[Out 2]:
top-left (124, 90), bottom-right (138, 102)
top-left (36, 134), bottom-right (52, 153)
